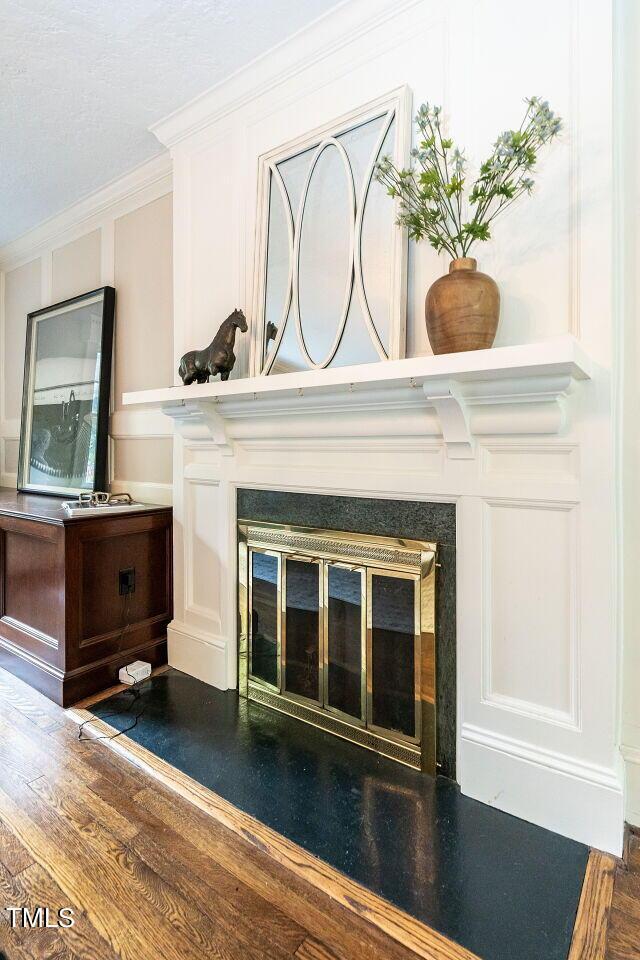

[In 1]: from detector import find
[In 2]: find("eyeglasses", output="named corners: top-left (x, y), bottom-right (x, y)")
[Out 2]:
top-left (77, 492), bottom-right (133, 506)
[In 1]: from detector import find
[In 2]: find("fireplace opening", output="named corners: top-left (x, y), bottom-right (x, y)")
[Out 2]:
top-left (238, 521), bottom-right (437, 772)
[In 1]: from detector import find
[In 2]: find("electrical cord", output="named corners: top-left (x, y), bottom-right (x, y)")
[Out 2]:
top-left (78, 591), bottom-right (152, 742)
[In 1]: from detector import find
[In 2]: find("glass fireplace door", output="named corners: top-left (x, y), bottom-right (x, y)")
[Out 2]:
top-left (324, 563), bottom-right (366, 723)
top-left (283, 557), bottom-right (322, 703)
top-left (367, 569), bottom-right (421, 743)
top-left (249, 549), bottom-right (281, 690)
top-left (239, 521), bottom-right (436, 772)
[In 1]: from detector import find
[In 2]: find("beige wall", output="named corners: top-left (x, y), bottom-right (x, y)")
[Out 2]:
top-left (4, 439), bottom-right (19, 474)
top-left (0, 167), bottom-right (173, 501)
top-left (114, 194), bottom-right (173, 400)
top-left (3, 258), bottom-right (41, 424)
top-left (113, 437), bottom-right (173, 485)
top-left (51, 229), bottom-right (101, 301)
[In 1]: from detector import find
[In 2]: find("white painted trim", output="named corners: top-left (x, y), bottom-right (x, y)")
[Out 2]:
top-left (183, 475), bottom-right (223, 629)
top-left (167, 619), bottom-right (230, 689)
top-left (151, 0), bottom-right (425, 148)
top-left (40, 250), bottom-right (52, 306)
top-left (621, 744), bottom-right (640, 827)
top-left (124, 335), bottom-right (593, 406)
top-left (463, 722), bottom-right (620, 791)
top-left (480, 499), bottom-right (580, 730)
top-left (0, 153), bottom-right (172, 271)
top-left (100, 220), bottom-right (116, 288)
top-left (621, 743), bottom-right (640, 764)
top-left (461, 724), bottom-right (623, 854)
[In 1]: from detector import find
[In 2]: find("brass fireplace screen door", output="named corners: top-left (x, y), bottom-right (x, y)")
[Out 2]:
top-left (238, 522), bottom-right (437, 771)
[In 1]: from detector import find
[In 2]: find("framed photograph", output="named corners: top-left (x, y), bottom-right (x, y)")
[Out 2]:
top-left (17, 286), bottom-right (115, 497)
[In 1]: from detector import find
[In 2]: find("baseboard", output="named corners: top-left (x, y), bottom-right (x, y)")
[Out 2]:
top-left (0, 630), bottom-right (167, 707)
top-left (167, 620), bottom-right (230, 689)
top-left (460, 725), bottom-right (624, 855)
top-left (621, 744), bottom-right (640, 828)
top-left (0, 635), bottom-right (63, 704)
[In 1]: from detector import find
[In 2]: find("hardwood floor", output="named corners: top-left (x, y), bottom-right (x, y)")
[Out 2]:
top-left (606, 832), bottom-right (640, 959)
top-left (0, 663), bottom-right (637, 959)
top-left (0, 666), bottom-right (452, 960)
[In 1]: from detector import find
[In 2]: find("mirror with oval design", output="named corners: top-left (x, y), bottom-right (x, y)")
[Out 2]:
top-left (253, 88), bottom-right (411, 376)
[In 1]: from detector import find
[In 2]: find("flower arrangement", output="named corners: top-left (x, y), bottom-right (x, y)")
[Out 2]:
top-left (374, 97), bottom-right (562, 260)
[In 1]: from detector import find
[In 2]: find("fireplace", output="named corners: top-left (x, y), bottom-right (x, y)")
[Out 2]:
top-left (238, 520), bottom-right (437, 771)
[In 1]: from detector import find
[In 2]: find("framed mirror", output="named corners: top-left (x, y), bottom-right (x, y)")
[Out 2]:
top-left (17, 287), bottom-right (115, 497)
top-left (251, 87), bottom-right (411, 376)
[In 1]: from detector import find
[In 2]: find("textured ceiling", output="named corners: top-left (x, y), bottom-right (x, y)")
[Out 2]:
top-left (0, 0), bottom-right (339, 245)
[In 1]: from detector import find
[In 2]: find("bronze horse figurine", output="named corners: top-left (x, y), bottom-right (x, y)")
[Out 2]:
top-left (178, 309), bottom-right (248, 385)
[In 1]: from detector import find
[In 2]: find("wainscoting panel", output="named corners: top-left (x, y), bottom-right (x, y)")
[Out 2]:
top-left (481, 443), bottom-right (579, 484)
top-left (237, 438), bottom-right (444, 480)
top-left (482, 500), bottom-right (578, 727)
top-left (184, 477), bottom-right (223, 632)
top-left (152, 0), bottom-right (622, 853)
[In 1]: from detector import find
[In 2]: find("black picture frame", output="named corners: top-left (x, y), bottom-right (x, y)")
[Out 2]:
top-left (17, 286), bottom-right (115, 498)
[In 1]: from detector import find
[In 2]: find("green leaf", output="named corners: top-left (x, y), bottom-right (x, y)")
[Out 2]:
top-left (462, 220), bottom-right (491, 242)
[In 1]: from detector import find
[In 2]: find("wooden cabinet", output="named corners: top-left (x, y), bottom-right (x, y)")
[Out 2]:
top-left (0, 489), bottom-right (172, 706)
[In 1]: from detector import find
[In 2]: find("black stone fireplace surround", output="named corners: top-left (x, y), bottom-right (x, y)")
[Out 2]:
top-left (237, 488), bottom-right (457, 780)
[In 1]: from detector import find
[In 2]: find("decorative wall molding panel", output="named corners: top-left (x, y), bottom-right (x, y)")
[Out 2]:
top-left (134, 0), bottom-right (623, 854)
top-left (0, 153), bottom-right (174, 501)
top-left (150, 0), bottom-right (428, 150)
top-left (481, 499), bottom-right (579, 729)
top-left (0, 154), bottom-right (172, 273)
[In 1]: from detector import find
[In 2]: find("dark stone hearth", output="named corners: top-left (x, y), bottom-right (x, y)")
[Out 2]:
top-left (93, 669), bottom-right (588, 960)
top-left (237, 488), bottom-right (457, 779)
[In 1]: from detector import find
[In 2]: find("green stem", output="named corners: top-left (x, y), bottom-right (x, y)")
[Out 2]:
top-left (421, 116), bottom-right (463, 252)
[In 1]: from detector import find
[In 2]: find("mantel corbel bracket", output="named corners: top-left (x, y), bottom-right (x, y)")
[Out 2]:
top-left (422, 378), bottom-right (474, 459)
top-left (162, 399), bottom-right (235, 456)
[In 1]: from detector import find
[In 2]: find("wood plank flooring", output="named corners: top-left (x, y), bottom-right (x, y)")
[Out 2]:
top-left (0, 664), bottom-right (637, 959)
top-left (606, 831), bottom-right (640, 959)
top-left (0, 666), bottom-right (457, 960)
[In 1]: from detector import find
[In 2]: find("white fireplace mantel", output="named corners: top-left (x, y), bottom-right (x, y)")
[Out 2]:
top-left (123, 335), bottom-right (592, 459)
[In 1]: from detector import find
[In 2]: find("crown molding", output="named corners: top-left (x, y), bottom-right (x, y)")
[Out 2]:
top-left (0, 152), bottom-right (172, 272)
top-left (150, 0), bottom-right (424, 149)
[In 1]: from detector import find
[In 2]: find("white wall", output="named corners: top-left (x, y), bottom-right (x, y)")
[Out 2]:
top-left (618, 0), bottom-right (640, 828)
top-left (0, 156), bottom-right (174, 503)
top-left (150, 0), bottom-right (625, 852)
top-left (0, 0), bottom-right (629, 853)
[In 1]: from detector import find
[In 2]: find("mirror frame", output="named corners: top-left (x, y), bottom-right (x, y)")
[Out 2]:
top-left (250, 86), bottom-right (412, 377)
top-left (17, 286), bottom-right (115, 498)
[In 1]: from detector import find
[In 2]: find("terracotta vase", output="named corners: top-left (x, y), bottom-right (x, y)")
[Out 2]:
top-left (425, 257), bottom-right (500, 355)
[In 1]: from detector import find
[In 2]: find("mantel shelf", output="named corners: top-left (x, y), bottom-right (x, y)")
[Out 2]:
top-left (122, 336), bottom-right (593, 459)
